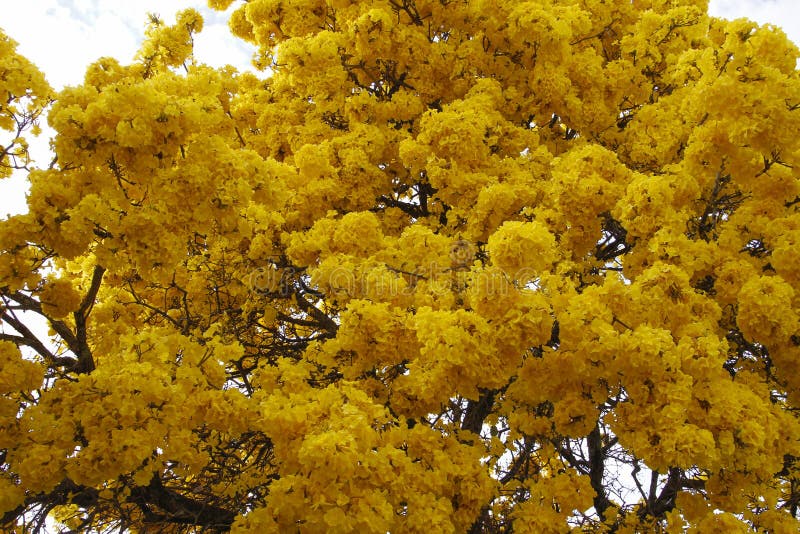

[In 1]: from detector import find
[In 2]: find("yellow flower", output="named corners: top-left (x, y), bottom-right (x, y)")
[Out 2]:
top-left (487, 220), bottom-right (556, 275)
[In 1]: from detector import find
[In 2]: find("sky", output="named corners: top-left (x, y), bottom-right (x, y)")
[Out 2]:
top-left (1, 0), bottom-right (798, 217)
top-left (3, 1), bottom-right (256, 89)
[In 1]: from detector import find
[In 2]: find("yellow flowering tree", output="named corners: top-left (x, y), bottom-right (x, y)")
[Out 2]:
top-left (1, 0), bottom-right (800, 531)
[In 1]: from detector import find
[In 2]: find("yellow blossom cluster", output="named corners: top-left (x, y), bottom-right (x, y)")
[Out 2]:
top-left (1, 0), bottom-right (799, 532)
top-left (0, 30), bottom-right (51, 178)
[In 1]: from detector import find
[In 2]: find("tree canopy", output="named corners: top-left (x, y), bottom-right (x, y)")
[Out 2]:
top-left (1, 0), bottom-right (800, 532)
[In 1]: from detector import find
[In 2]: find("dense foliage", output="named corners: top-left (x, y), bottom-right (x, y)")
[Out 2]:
top-left (1, 0), bottom-right (800, 531)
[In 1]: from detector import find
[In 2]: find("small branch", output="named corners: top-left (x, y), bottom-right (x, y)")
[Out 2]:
top-left (632, 461), bottom-right (648, 502)
top-left (293, 293), bottom-right (338, 338)
top-left (588, 422), bottom-right (612, 520)
top-left (460, 389), bottom-right (496, 434)
top-left (71, 266), bottom-right (106, 373)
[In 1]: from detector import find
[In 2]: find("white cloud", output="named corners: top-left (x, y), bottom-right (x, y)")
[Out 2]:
top-left (4, 0), bottom-right (254, 90)
top-left (709, 0), bottom-right (800, 46)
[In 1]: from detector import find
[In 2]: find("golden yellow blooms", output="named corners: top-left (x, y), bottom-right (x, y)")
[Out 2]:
top-left (1, 1), bottom-right (799, 532)
top-left (486, 220), bottom-right (557, 275)
top-left (0, 30), bottom-right (51, 178)
top-left (38, 277), bottom-right (83, 318)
